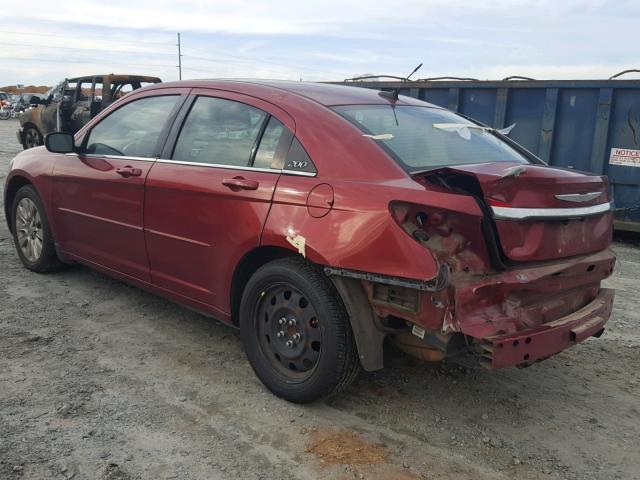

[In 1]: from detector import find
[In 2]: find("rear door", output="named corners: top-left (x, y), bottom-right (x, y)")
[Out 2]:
top-left (51, 88), bottom-right (189, 281)
top-left (144, 89), bottom-right (295, 314)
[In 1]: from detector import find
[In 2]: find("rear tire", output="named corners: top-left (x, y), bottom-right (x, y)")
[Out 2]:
top-left (22, 125), bottom-right (43, 149)
top-left (11, 185), bottom-right (62, 272)
top-left (239, 257), bottom-right (360, 403)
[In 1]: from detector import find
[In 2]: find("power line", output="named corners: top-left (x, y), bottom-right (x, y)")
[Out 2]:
top-left (177, 32), bottom-right (182, 80)
top-left (180, 52), bottom-right (333, 74)
top-left (0, 56), bottom-right (174, 69)
top-left (2, 41), bottom-right (173, 57)
top-left (0, 29), bottom-right (174, 47)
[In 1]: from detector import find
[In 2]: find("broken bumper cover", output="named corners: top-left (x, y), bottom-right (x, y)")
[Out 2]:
top-left (478, 288), bottom-right (614, 369)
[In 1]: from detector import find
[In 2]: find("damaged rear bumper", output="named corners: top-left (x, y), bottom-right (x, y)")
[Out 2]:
top-left (477, 288), bottom-right (614, 369)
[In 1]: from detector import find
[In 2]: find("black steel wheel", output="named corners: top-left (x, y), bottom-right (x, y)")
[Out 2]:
top-left (23, 126), bottom-right (43, 149)
top-left (256, 283), bottom-right (322, 378)
top-left (240, 257), bottom-right (360, 403)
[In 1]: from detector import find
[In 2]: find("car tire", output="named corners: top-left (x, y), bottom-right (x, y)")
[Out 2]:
top-left (11, 185), bottom-right (62, 272)
top-left (239, 256), bottom-right (360, 403)
top-left (23, 126), bottom-right (43, 149)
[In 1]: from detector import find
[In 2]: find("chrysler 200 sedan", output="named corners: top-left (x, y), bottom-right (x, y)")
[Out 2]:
top-left (4, 80), bottom-right (615, 403)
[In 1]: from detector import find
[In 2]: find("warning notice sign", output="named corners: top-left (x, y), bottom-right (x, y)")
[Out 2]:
top-left (609, 148), bottom-right (640, 167)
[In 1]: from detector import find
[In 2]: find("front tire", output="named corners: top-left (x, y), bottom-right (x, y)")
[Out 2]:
top-left (11, 185), bottom-right (62, 272)
top-left (239, 257), bottom-right (360, 403)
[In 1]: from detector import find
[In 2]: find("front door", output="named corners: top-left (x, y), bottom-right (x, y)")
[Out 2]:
top-left (51, 90), bottom-right (188, 281)
top-left (144, 90), bottom-right (295, 315)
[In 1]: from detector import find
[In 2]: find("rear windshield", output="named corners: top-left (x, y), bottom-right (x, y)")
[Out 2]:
top-left (332, 105), bottom-right (529, 172)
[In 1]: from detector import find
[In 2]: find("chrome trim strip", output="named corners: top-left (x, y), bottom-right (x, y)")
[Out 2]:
top-left (155, 159), bottom-right (317, 176)
top-left (67, 153), bottom-right (157, 162)
top-left (66, 153), bottom-right (318, 176)
top-left (155, 158), bottom-right (275, 173)
top-left (491, 202), bottom-right (612, 220)
top-left (281, 169), bottom-right (317, 177)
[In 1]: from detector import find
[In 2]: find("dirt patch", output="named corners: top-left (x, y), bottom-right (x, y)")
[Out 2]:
top-left (306, 428), bottom-right (388, 465)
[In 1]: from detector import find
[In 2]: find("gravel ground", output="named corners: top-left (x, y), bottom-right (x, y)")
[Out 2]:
top-left (0, 118), bottom-right (639, 480)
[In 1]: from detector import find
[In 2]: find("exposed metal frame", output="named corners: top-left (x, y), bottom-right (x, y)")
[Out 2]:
top-left (324, 265), bottom-right (449, 292)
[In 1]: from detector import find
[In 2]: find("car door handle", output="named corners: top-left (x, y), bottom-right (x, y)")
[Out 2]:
top-left (116, 166), bottom-right (142, 178)
top-left (222, 177), bottom-right (259, 191)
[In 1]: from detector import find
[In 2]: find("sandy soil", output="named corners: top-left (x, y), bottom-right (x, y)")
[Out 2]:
top-left (0, 119), bottom-right (638, 480)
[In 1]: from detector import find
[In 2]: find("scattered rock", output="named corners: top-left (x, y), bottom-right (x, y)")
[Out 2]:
top-left (58, 404), bottom-right (71, 416)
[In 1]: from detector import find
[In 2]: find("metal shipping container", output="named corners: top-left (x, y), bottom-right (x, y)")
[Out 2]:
top-left (338, 78), bottom-right (640, 231)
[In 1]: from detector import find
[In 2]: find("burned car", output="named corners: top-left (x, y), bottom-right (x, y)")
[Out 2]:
top-left (4, 80), bottom-right (615, 403)
top-left (17, 74), bottom-right (161, 149)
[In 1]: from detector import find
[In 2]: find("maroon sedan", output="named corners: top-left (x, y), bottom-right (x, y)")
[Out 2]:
top-left (4, 80), bottom-right (615, 403)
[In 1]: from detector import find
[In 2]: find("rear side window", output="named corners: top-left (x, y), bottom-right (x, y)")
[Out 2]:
top-left (85, 95), bottom-right (178, 158)
top-left (173, 96), bottom-right (267, 166)
top-left (333, 105), bottom-right (529, 172)
top-left (253, 117), bottom-right (288, 169)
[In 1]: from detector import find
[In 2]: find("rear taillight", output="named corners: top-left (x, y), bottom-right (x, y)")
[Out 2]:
top-left (390, 201), bottom-right (449, 239)
top-left (390, 201), bottom-right (491, 274)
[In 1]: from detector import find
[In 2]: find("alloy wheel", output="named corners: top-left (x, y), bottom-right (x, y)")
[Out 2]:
top-left (15, 197), bottom-right (43, 262)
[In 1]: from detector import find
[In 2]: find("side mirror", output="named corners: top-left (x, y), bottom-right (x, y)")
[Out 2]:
top-left (45, 132), bottom-right (75, 153)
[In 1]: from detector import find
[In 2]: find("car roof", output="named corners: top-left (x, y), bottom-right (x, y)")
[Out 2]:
top-left (152, 79), bottom-right (428, 107)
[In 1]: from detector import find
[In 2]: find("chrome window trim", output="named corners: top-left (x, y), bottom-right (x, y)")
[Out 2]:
top-left (66, 153), bottom-right (156, 162)
top-left (281, 169), bottom-right (317, 177)
top-left (66, 154), bottom-right (318, 177)
top-left (491, 202), bottom-right (612, 220)
top-left (156, 159), bottom-right (317, 176)
top-left (156, 158), bottom-right (275, 173)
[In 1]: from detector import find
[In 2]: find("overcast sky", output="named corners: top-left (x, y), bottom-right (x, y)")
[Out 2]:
top-left (2, 0), bottom-right (639, 86)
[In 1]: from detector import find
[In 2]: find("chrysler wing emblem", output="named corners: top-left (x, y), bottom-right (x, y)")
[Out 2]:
top-left (554, 192), bottom-right (602, 203)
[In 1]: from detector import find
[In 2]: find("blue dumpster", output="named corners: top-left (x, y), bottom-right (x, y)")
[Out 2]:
top-left (339, 78), bottom-right (640, 231)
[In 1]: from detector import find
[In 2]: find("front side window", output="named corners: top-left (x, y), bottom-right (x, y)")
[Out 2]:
top-left (333, 105), bottom-right (530, 172)
top-left (173, 96), bottom-right (267, 166)
top-left (84, 95), bottom-right (178, 158)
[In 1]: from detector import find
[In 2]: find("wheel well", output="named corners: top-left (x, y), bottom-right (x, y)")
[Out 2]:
top-left (230, 246), bottom-right (296, 326)
top-left (4, 176), bottom-right (32, 233)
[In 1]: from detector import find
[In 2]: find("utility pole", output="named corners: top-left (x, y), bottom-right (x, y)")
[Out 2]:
top-left (177, 32), bottom-right (183, 80)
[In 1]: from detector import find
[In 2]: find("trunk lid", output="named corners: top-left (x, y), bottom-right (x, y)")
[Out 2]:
top-left (416, 162), bottom-right (613, 262)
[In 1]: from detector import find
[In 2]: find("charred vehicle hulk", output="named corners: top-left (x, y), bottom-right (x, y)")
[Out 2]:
top-left (17, 74), bottom-right (161, 149)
